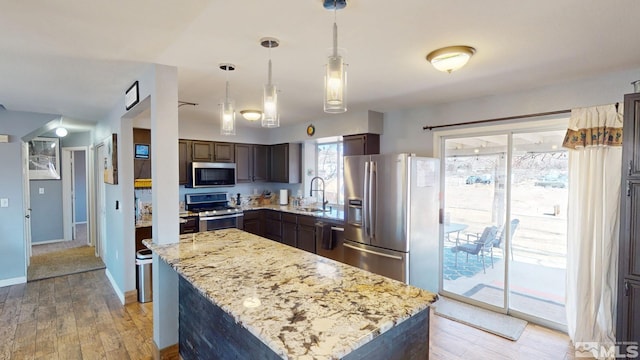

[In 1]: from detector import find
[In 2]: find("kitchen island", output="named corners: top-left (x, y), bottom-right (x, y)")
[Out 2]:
top-left (144, 229), bottom-right (437, 359)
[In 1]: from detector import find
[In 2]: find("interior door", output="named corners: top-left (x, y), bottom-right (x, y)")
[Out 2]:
top-left (22, 142), bottom-right (32, 266)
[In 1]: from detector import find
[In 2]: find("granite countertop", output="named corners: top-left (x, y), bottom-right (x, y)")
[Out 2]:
top-left (143, 229), bottom-right (437, 359)
top-left (242, 204), bottom-right (345, 222)
top-left (136, 213), bottom-right (192, 228)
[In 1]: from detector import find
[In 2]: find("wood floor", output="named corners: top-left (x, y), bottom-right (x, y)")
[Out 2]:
top-left (0, 270), bottom-right (153, 360)
top-left (0, 269), bottom-right (578, 360)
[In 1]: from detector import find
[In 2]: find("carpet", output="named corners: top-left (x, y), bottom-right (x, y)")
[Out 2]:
top-left (443, 245), bottom-right (502, 280)
top-left (434, 297), bottom-right (528, 341)
top-left (464, 284), bottom-right (566, 325)
top-left (28, 246), bottom-right (105, 282)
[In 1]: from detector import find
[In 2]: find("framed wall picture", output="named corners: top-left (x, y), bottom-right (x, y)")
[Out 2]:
top-left (28, 137), bottom-right (61, 180)
top-left (125, 81), bottom-right (139, 111)
top-left (103, 134), bottom-right (118, 184)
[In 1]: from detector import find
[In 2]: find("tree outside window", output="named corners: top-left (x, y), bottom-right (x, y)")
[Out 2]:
top-left (316, 142), bottom-right (344, 205)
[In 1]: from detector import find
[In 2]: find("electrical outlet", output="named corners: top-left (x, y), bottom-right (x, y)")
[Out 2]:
top-left (0, 198), bottom-right (8, 208)
top-left (39, 188), bottom-right (44, 194)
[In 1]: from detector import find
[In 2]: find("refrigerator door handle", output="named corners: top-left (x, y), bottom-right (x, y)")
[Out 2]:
top-left (369, 161), bottom-right (376, 239)
top-left (363, 161), bottom-right (370, 237)
top-left (344, 243), bottom-right (403, 260)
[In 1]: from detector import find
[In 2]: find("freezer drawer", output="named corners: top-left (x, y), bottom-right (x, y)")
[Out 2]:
top-left (343, 240), bottom-right (408, 283)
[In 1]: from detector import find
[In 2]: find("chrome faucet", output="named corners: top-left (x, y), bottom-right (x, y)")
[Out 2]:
top-left (310, 176), bottom-right (328, 211)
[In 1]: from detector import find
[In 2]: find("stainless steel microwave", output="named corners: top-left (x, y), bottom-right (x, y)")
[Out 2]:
top-left (188, 162), bottom-right (236, 188)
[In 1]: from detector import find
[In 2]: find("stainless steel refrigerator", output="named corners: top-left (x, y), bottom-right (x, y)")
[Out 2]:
top-left (343, 153), bottom-right (440, 292)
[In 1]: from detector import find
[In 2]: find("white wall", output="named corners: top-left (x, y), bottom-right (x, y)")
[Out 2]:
top-left (381, 67), bottom-right (640, 157)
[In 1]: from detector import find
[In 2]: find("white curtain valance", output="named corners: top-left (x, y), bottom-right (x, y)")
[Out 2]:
top-left (562, 104), bottom-right (623, 150)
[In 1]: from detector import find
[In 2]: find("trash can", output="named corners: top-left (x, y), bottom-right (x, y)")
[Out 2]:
top-left (136, 249), bottom-right (153, 303)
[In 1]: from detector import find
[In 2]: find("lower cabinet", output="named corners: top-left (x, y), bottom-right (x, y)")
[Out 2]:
top-left (180, 216), bottom-right (199, 234)
top-left (280, 213), bottom-right (316, 253)
top-left (619, 279), bottom-right (640, 345)
top-left (265, 211), bottom-right (282, 242)
top-left (135, 226), bottom-right (152, 253)
top-left (241, 209), bottom-right (343, 257)
top-left (243, 210), bottom-right (264, 237)
top-left (282, 214), bottom-right (297, 247)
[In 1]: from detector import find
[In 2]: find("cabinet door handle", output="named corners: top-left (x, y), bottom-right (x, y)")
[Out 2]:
top-left (628, 181), bottom-right (632, 197)
top-left (629, 160), bottom-right (633, 176)
top-left (625, 280), bottom-right (630, 296)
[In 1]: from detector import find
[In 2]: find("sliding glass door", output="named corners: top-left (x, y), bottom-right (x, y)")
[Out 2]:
top-left (440, 126), bottom-right (568, 328)
top-left (441, 135), bottom-right (507, 309)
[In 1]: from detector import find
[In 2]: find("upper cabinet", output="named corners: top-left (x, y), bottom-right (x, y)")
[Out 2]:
top-left (179, 139), bottom-right (300, 185)
top-left (343, 133), bottom-right (380, 156)
top-left (269, 143), bottom-right (301, 184)
top-left (214, 142), bottom-right (235, 163)
top-left (235, 144), bottom-right (269, 183)
top-left (191, 141), bottom-right (235, 163)
top-left (192, 141), bottom-right (214, 162)
top-left (133, 128), bottom-right (151, 180)
top-left (178, 140), bottom-right (191, 185)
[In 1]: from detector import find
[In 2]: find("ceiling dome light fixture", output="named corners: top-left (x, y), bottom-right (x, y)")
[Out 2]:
top-left (240, 110), bottom-right (263, 122)
top-left (219, 63), bottom-right (236, 136)
top-left (426, 45), bottom-right (476, 73)
top-left (55, 117), bottom-right (68, 137)
top-left (55, 127), bottom-right (68, 137)
top-left (323, 0), bottom-right (347, 114)
top-left (261, 37), bottom-right (280, 128)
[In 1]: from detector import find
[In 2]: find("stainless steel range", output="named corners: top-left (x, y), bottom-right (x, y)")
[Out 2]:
top-left (185, 192), bottom-right (243, 232)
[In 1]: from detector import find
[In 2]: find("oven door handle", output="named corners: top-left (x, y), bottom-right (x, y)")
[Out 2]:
top-left (199, 213), bottom-right (244, 221)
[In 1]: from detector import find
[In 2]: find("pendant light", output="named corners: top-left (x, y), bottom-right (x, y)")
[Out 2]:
top-left (219, 63), bottom-right (236, 136)
top-left (261, 37), bottom-right (279, 128)
top-left (324, 0), bottom-right (347, 114)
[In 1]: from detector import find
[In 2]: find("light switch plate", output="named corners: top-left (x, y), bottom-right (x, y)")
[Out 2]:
top-left (0, 198), bottom-right (8, 207)
top-left (39, 188), bottom-right (44, 194)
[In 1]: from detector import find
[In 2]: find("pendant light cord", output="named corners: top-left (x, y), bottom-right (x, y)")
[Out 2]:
top-left (333, 5), bottom-right (338, 57)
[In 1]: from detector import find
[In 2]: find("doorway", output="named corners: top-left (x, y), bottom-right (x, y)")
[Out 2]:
top-left (62, 147), bottom-right (89, 245)
top-left (438, 121), bottom-right (568, 331)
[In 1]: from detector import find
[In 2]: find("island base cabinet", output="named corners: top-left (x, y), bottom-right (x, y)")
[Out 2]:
top-left (178, 275), bottom-right (430, 360)
top-left (179, 276), bottom-right (281, 360)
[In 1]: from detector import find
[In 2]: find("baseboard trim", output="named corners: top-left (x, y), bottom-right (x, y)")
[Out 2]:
top-left (105, 268), bottom-right (125, 305)
top-left (125, 289), bottom-right (138, 305)
top-left (0, 276), bottom-right (27, 288)
top-left (152, 341), bottom-right (180, 360)
top-left (31, 238), bottom-right (65, 245)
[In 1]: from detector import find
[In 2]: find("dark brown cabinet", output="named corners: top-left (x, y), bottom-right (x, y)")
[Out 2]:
top-left (236, 144), bottom-right (269, 183)
top-left (214, 142), bottom-right (235, 163)
top-left (133, 128), bottom-right (151, 179)
top-left (279, 213), bottom-right (316, 253)
top-left (179, 140), bottom-right (191, 185)
top-left (343, 133), bottom-right (380, 156)
top-left (282, 213), bottom-right (297, 247)
top-left (135, 226), bottom-right (152, 252)
top-left (269, 143), bottom-right (301, 183)
top-left (296, 216), bottom-right (316, 253)
top-left (618, 92), bottom-right (640, 345)
top-left (264, 210), bottom-right (282, 242)
top-left (180, 216), bottom-right (199, 234)
top-left (243, 210), bottom-right (264, 237)
top-left (192, 141), bottom-right (214, 162)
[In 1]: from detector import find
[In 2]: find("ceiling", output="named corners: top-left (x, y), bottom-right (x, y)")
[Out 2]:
top-left (1, 1), bottom-right (639, 130)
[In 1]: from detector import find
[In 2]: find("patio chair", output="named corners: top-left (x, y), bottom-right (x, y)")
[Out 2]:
top-left (494, 219), bottom-right (520, 259)
top-left (451, 226), bottom-right (499, 274)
